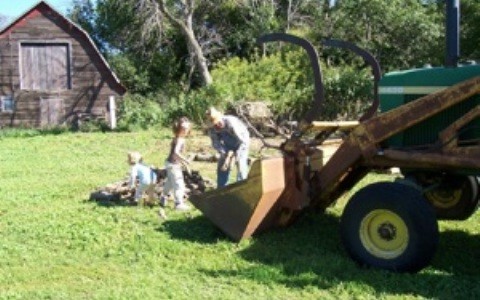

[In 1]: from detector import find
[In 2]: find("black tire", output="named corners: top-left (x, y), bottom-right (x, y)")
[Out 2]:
top-left (416, 173), bottom-right (479, 220)
top-left (340, 182), bottom-right (439, 273)
top-left (475, 176), bottom-right (480, 207)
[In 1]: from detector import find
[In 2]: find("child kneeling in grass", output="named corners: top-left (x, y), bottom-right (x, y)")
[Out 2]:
top-left (127, 151), bottom-right (157, 206)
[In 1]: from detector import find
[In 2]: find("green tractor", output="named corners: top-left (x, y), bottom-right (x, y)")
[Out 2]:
top-left (191, 0), bottom-right (480, 273)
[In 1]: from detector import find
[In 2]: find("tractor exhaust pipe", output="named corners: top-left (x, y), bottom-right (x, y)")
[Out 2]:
top-left (445, 0), bottom-right (460, 67)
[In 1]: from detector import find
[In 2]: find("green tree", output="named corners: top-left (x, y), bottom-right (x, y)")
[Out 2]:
top-left (69, 0), bottom-right (185, 94)
top-left (194, 0), bottom-right (280, 59)
top-left (460, 0), bottom-right (480, 60)
top-left (108, 0), bottom-right (214, 87)
top-left (68, 0), bottom-right (466, 126)
top-left (69, 0), bottom-right (106, 53)
top-left (317, 0), bottom-right (443, 72)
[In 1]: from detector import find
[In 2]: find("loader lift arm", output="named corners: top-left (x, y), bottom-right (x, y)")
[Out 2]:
top-left (312, 76), bottom-right (480, 210)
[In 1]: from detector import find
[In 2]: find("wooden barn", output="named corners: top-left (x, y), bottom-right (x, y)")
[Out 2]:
top-left (0, 1), bottom-right (126, 128)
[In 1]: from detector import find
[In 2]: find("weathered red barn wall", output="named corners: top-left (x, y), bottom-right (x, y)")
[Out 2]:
top-left (0, 4), bottom-right (125, 128)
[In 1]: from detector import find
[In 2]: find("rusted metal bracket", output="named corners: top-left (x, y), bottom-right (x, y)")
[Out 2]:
top-left (367, 149), bottom-right (480, 171)
top-left (439, 104), bottom-right (480, 151)
top-left (311, 76), bottom-right (480, 207)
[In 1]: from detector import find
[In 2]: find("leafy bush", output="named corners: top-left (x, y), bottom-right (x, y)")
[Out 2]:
top-left (0, 125), bottom-right (70, 138)
top-left (163, 90), bottom-right (221, 126)
top-left (0, 127), bottom-right (42, 138)
top-left (109, 54), bottom-right (152, 94)
top-left (204, 50), bottom-right (373, 121)
top-left (116, 93), bottom-right (167, 131)
top-left (209, 50), bottom-right (312, 117)
top-left (115, 90), bottom-right (214, 130)
top-left (77, 118), bottom-right (110, 133)
top-left (322, 67), bottom-right (373, 120)
top-left (114, 49), bottom-right (374, 129)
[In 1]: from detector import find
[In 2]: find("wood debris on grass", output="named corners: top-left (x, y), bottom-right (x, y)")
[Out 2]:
top-left (191, 152), bottom-right (220, 162)
top-left (89, 168), bottom-right (215, 206)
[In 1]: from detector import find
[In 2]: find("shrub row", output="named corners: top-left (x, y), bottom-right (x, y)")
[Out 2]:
top-left (113, 50), bottom-right (373, 131)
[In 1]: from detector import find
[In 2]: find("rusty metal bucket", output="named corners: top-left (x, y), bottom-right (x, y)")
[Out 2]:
top-left (190, 156), bottom-right (305, 241)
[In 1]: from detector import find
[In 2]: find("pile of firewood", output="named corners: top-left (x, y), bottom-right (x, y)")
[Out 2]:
top-left (229, 101), bottom-right (296, 138)
top-left (89, 168), bottom-right (214, 206)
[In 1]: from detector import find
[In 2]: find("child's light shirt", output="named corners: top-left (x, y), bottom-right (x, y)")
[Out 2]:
top-left (130, 163), bottom-right (156, 188)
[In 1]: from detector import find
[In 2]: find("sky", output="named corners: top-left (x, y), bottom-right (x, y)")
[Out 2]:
top-left (0, 0), bottom-right (75, 18)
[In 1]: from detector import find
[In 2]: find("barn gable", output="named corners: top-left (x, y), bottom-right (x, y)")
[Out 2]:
top-left (0, 1), bottom-right (126, 128)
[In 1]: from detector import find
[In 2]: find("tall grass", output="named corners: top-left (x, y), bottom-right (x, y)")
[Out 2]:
top-left (0, 130), bottom-right (479, 299)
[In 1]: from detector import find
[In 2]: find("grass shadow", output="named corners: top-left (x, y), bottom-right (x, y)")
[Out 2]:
top-left (87, 193), bottom-right (154, 208)
top-left (89, 198), bottom-right (136, 208)
top-left (431, 228), bottom-right (480, 276)
top-left (158, 215), bottom-right (230, 244)
top-left (197, 210), bottom-right (480, 299)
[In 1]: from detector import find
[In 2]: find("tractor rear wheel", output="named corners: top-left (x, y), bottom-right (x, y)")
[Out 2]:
top-left (340, 182), bottom-right (439, 273)
top-left (413, 173), bottom-right (479, 220)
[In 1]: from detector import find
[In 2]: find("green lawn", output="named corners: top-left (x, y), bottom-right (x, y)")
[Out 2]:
top-left (0, 129), bottom-right (479, 299)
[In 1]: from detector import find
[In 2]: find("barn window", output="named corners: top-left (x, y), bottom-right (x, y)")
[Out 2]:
top-left (20, 42), bottom-right (71, 91)
top-left (0, 95), bottom-right (14, 112)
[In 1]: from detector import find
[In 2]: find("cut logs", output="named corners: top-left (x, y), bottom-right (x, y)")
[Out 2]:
top-left (90, 168), bottom-right (214, 206)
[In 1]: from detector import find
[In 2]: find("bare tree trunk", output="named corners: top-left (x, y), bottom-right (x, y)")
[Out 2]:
top-left (158, 0), bottom-right (213, 86)
top-left (182, 26), bottom-right (213, 86)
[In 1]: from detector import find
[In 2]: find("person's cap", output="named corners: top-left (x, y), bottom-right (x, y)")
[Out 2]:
top-left (206, 107), bottom-right (223, 124)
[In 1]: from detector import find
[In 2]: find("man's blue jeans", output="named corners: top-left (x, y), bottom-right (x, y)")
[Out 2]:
top-left (217, 144), bottom-right (249, 188)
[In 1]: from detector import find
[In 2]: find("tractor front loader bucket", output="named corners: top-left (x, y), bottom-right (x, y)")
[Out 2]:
top-left (189, 156), bottom-right (305, 241)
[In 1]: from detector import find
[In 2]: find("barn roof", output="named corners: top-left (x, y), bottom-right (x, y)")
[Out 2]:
top-left (0, 0), bottom-right (126, 95)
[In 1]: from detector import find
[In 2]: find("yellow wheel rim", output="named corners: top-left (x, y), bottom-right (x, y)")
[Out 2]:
top-left (360, 209), bottom-right (409, 259)
top-left (426, 188), bottom-right (462, 209)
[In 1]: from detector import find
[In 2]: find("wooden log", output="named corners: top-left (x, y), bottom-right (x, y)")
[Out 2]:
top-left (193, 153), bottom-right (220, 162)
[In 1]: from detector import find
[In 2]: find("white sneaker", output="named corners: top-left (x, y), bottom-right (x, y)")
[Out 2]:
top-left (175, 203), bottom-right (191, 211)
top-left (158, 208), bottom-right (167, 220)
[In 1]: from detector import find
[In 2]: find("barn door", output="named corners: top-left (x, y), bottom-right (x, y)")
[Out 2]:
top-left (40, 98), bottom-right (64, 126)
